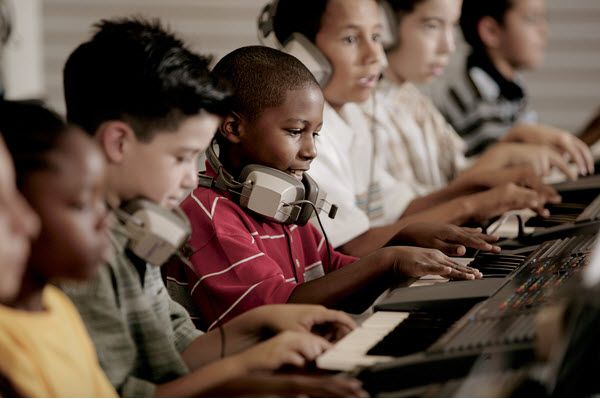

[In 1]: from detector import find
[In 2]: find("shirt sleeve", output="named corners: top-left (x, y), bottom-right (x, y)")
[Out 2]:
top-left (308, 138), bottom-right (371, 248)
top-left (60, 267), bottom-right (158, 397)
top-left (184, 202), bottom-right (299, 330)
top-left (169, 292), bottom-right (203, 352)
top-left (119, 376), bottom-right (157, 398)
top-left (428, 96), bottom-right (469, 177)
top-left (54, 287), bottom-right (119, 398)
top-left (308, 223), bottom-right (358, 273)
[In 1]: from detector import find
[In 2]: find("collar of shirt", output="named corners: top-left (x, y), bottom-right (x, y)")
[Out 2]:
top-left (467, 50), bottom-right (525, 101)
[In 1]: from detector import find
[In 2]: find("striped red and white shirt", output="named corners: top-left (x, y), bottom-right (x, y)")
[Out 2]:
top-left (164, 164), bottom-right (357, 331)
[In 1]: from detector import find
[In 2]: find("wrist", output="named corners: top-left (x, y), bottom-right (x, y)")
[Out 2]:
top-left (448, 174), bottom-right (481, 194)
top-left (228, 306), bottom-right (268, 336)
top-left (219, 353), bottom-right (253, 377)
top-left (450, 196), bottom-right (475, 225)
top-left (375, 247), bottom-right (402, 276)
top-left (231, 349), bottom-right (264, 373)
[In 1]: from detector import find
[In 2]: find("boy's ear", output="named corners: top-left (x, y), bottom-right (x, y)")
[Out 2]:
top-left (95, 121), bottom-right (136, 164)
top-left (219, 114), bottom-right (243, 144)
top-left (477, 16), bottom-right (502, 49)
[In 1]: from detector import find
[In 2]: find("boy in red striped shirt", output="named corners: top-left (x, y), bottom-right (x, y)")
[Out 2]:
top-left (165, 46), bottom-right (498, 330)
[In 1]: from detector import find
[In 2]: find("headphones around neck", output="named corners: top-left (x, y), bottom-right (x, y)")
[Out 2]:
top-left (114, 199), bottom-right (191, 266)
top-left (257, 0), bottom-right (395, 86)
top-left (198, 140), bottom-right (337, 226)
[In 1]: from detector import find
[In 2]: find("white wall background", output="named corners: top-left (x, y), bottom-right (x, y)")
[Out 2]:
top-left (2, 0), bottom-right (44, 99)
top-left (36, 0), bottom-right (600, 132)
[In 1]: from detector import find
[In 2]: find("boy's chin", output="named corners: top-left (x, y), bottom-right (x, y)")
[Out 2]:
top-left (417, 74), bottom-right (436, 84)
top-left (161, 197), bottom-right (182, 209)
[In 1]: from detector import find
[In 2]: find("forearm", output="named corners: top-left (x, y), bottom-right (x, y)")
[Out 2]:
top-left (181, 324), bottom-right (261, 370)
top-left (462, 142), bottom-right (521, 175)
top-left (395, 199), bottom-right (474, 233)
top-left (154, 355), bottom-right (248, 397)
top-left (337, 223), bottom-right (406, 257)
top-left (337, 200), bottom-right (471, 258)
top-left (500, 123), bottom-right (538, 142)
top-left (288, 249), bottom-right (395, 313)
top-left (401, 181), bottom-right (479, 216)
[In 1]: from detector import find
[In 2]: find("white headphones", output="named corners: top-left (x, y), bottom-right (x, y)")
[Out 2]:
top-left (257, 0), bottom-right (393, 85)
top-left (379, 1), bottom-right (399, 51)
top-left (114, 199), bottom-right (191, 266)
top-left (198, 140), bottom-right (337, 226)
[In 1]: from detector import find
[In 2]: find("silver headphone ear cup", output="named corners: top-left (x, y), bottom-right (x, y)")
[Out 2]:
top-left (238, 165), bottom-right (306, 224)
top-left (256, 1), bottom-right (332, 87)
top-left (118, 198), bottom-right (191, 265)
top-left (257, 0), bottom-right (280, 48)
top-left (379, 1), bottom-right (399, 51)
top-left (281, 33), bottom-right (332, 87)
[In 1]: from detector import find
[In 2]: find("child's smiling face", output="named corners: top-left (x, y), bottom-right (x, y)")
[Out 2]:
top-left (232, 85), bottom-right (324, 180)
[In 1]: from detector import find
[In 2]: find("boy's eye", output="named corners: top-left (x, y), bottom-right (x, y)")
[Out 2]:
top-left (285, 129), bottom-right (302, 136)
top-left (523, 14), bottom-right (546, 24)
top-left (423, 21), bottom-right (441, 31)
top-left (68, 199), bottom-right (88, 211)
top-left (372, 32), bottom-right (382, 43)
top-left (342, 35), bottom-right (358, 44)
top-left (175, 154), bottom-right (193, 163)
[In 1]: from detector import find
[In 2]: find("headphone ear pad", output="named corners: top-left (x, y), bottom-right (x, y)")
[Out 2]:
top-left (296, 173), bottom-right (319, 226)
top-left (120, 198), bottom-right (191, 265)
top-left (379, 1), bottom-right (399, 51)
top-left (281, 33), bottom-right (332, 87)
top-left (238, 164), bottom-right (306, 224)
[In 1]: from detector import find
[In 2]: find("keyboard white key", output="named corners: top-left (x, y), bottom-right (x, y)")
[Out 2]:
top-left (317, 311), bottom-right (409, 371)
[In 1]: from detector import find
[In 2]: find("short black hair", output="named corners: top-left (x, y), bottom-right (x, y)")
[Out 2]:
top-left (384, 0), bottom-right (427, 23)
top-left (212, 45), bottom-right (319, 121)
top-left (460, 0), bottom-right (516, 51)
top-left (63, 17), bottom-right (230, 141)
top-left (272, 0), bottom-right (330, 45)
top-left (0, 100), bottom-right (69, 189)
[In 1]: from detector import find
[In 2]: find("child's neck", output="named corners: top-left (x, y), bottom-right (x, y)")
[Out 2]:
top-left (487, 50), bottom-right (517, 81)
top-left (323, 89), bottom-right (346, 114)
top-left (383, 66), bottom-right (407, 86)
top-left (9, 269), bottom-right (46, 311)
top-left (219, 150), bottom-right (244, 179)
top-left (328, 101), bottom-right (344, 114)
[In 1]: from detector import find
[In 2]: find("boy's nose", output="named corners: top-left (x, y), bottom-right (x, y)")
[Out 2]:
top-left (439, 28), bottom-right (455, 54)
top-left (364, 38), bottom-right (383, 65)
top-left (181, 165), bottom-right (198, 190)
top-left (299, 136), bottom-right (317, 160)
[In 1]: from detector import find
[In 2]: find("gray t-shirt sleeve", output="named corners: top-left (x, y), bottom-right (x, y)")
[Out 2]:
top-left (61, 266), bottom-right (153, 396)
top-left (169, 294), bottom-right (203, 353)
